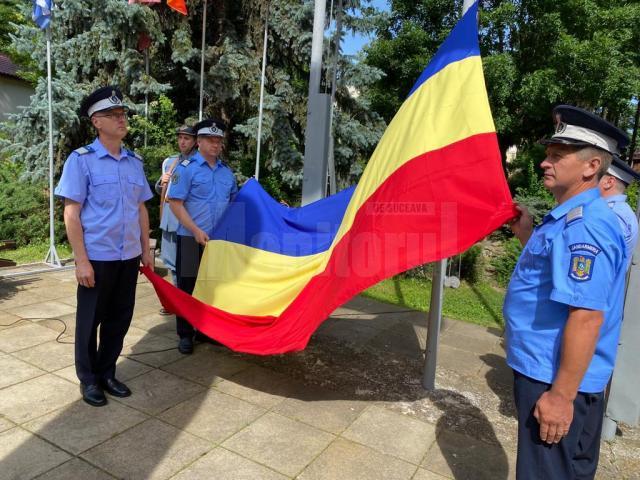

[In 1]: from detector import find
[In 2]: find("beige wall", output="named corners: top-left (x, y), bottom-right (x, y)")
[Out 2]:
top-left (0, 76), bottom-right (33, 120)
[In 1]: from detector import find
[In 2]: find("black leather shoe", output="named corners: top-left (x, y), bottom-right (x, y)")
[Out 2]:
top-left (101, 378), bottom-right (132, 398)
top-left (194, 331), bottom-right (223, 346)
top-left (80, 383), bottom-right (107, 407)
top-left (178, 336), bottom-right (193, 354)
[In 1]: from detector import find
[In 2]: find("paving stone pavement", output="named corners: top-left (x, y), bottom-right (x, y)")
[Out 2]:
top-left (1, 267), bottom-right (638, 480)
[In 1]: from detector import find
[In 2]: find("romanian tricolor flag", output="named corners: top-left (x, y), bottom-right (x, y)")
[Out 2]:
top-left (143, 2), bottom-right (516, 354)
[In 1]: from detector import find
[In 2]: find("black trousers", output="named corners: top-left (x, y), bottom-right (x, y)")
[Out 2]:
top-left (75, 257), bottom-right (139, 385)
top-left (513, 370), bottom-right (604, 480)
top-left (175, 235), bottom-right (204, 338)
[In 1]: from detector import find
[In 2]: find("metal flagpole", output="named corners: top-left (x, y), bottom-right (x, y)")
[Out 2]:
top-left (325, 0), bottom-right (342, 196)
top-left (144, 49), bottom-right (149, 148)
top-left (198, 0), bottom-right (208, 121)
top-left (44, 24), bottom-right (61, 267)
top-left (255, 11), bottom-right (269, 181)
top-left (422, 0), bottom-right (476, 390)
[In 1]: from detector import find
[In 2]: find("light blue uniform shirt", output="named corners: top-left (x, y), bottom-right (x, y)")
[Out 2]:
top-left (155, 153), bottom-right (194, 233)
top-left (167, 152), bottom-right (238, 237)
top-left (606, 194), bottom-right (638, 270)
top-left (54, 138), bottom-right (153, 261)
top-left (504, 188), bottom-right (628, 393)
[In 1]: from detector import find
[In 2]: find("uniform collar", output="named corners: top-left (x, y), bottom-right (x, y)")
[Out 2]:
top-left (605, 193), bottom-right (627, 204)
top-left (91, 138), bottom-right (126, 160)
top-left (179, 149), bottom-right (197, 161)
top-left (547, 187), bottom-right (600, 221)
top-left (192, 151), bottom-right (221, 168)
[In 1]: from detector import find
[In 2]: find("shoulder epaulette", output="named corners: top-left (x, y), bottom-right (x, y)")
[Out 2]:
top-left (127, 149), bottom-right (143, 161)
top-left (566, 206), bottom-right (584, 225)
top-left (73, 145), bottom-right (94, 155)
top-left (180, 158), bottom-right (192, 167)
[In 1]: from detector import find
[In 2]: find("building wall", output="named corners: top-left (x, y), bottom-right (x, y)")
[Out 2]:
top-left (0, 76), bottom-right (33, 119)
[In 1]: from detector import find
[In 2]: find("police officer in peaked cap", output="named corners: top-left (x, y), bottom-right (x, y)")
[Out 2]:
top-left (155, 125), bottom-right (197, 302)
top-left (167, 118), bottom-right (238, 354)
top-left (504, 105), bottom-right (630, 479)
top-left (599, 155), bottom-right (640, 269)
top-left (55, 86), bottom-right (153, 407)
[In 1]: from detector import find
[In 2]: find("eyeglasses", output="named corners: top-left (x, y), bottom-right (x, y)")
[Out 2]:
top-left (95, 111), bottom-right (128, 120)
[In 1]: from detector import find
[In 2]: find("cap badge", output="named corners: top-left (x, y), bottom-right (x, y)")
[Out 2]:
top-left (555, 122), bottom-right (567, 134)
top-left (208, 125), bottom-right (222, 136)
top-left (108, 91), bottom-right (121, 105)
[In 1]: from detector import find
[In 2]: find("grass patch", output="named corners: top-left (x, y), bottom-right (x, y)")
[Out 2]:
top-left (1, 241), bottom-right (73, 265)
top-left (363, 275), bottom-right (505, 328)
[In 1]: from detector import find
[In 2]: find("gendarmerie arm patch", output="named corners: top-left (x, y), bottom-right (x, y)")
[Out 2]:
top-left (171, 172), bottom-right (179, 184)
top-left (568, 243), bottom-right (601, 281)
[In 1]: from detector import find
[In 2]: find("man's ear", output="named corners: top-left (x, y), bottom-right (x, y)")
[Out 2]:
top-left (586, 155), bottom-right (602, 179)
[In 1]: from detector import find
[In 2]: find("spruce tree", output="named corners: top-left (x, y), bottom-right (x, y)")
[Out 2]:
top-left (1, 0), bottom-right (386, 200)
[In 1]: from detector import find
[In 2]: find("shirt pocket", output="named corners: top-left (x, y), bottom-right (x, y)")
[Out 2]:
top-left (217, 177), bottom-right (234, 201)
top-left (518, 234), bottom-right (549, 273)
top-left (90, 174), bottom-right (119, 201)
top-left (127, 175), bottom-right (145, 202)
top-left (192, 178), bottom-right (210, 198)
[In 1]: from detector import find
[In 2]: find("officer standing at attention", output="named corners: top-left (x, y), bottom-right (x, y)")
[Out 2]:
top-left (55, 86), bottom-right (153, 407)
top-left (504, 105), bottom-right (629, 479)
top-left (598, 155), bottom-right (640, 268)
top-left (155, 125), bottom-right (197, 311)
top-left (168, 118), bottom-right (237, 354)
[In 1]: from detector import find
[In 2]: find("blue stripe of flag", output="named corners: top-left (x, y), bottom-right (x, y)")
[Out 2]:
top-left (407, 1), bottom-right (480, 98)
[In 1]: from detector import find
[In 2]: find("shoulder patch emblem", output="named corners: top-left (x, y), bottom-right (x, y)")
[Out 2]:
top-left (171, 172), bottom-right (180, 184)
top-left (181, 159), bottom-right (191, 167)
top-left (566, 206), bottom-right (583, 225)
top-left (568, 243), bottom-right (601, 282)
top-left (73, 146), bottom-right (94, 155)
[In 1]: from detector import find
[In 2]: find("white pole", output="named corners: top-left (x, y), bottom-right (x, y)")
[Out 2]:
top-left (198, 0), bottom-right (208, 121)
top-left (326, 0), bottom-right (342, 196)
top-left (44, 26), bottom-right (61, 267)
top-left (255, 14), bottom-right (269, 181)
top-left (144, 49), bottom-right (149, 148)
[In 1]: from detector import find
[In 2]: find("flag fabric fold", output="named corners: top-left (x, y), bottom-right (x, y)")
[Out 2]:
top-left (142, 1), bottom-right (517, 354)
top-left (167, 0), bottom-right (188, 15)
top-left (33, 0), bottom-right (53, 29)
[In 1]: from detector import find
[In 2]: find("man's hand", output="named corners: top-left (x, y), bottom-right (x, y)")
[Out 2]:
top-left (194, 228), bottom-right (210, 246)
top-left (141, 250), bottom-right (153, 269)
top-left (160, 172), bottom-right (171, 186)
top-left (75, 259), bottom-right (95, 288)
top-left (533, 389), bottom-right (574, 444)
top-left (510, 203), bottom-right (534, 246)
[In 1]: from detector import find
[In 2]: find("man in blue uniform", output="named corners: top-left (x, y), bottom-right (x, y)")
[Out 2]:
top-left (55, 86), bottom-right (153, 407)
top-left (598, 155), bottom-right (639, 268)
top-left (168, 118), bottom-right (238, 354)
top-left (504, 105), bottom-right (630, 479)
top-left (155, 125), bottom-right (197, 314)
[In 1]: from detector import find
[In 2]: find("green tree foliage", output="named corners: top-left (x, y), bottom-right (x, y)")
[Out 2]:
top-left (1, 0), bottom-right (386, 203)
top-left (365, 0), bottom-right (640, 152)
top-left (0, 0), bottom-right (39, 84)
top-left (0, 159), bottom-right (64, 246)
top-left (491, 236), bottom-right (523, 287)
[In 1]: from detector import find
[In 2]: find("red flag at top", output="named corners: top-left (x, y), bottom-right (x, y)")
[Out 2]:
top-left (167, 0), bottom-right (188, 15)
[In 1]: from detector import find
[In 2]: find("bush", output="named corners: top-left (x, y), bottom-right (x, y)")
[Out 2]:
top-left (491, 237), bottom-right (523, 287)
top-left (460, 244), bottom-right (484, 284)
top-left (0, 160), bottom-right (65, 247)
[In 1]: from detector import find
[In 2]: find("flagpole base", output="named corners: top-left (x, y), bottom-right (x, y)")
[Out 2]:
top-left (44, 244), bottom-right (62, 268)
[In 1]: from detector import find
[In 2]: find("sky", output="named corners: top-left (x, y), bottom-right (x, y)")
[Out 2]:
top-left (340, 0), bottom-right (390, 56)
